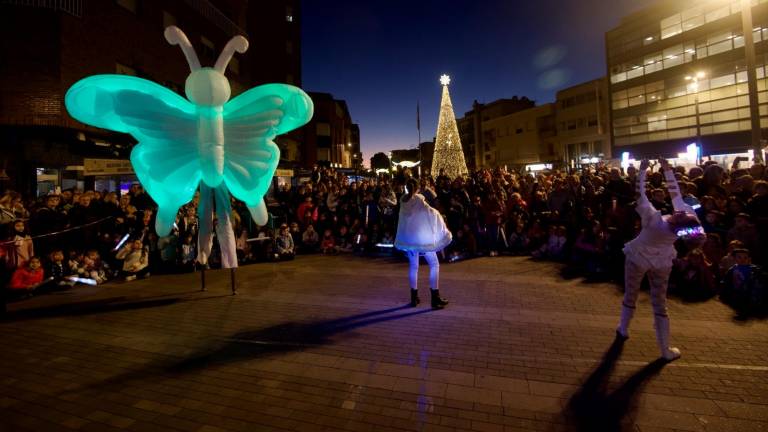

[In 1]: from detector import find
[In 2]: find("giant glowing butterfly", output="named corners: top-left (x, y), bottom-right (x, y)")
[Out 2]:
top-left (65, 26), bottom-right (313, 238)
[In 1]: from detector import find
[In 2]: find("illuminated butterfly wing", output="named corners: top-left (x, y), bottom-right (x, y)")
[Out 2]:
top-left (222, 84), bottom-right (313, 224)
top-left (65, 75), bottom-right (201, 235)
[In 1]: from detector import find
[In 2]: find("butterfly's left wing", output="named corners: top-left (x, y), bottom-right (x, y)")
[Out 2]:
top-left (222, 84), bottom-right (313, 224)
top-left (65, 75), bottom-right (201, 234)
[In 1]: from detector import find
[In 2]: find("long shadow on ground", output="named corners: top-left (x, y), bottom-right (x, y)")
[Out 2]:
top-left (563, 337), bottom-right (667, 432)
top-left (65, 304), bottom-right (433, 394)
top-left (1, 293), bottom-right (228, 322)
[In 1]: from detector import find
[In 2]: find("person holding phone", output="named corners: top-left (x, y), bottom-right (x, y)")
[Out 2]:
top-left (395, 178), bottom-right (451, 309)
top-left (616, 158), bottom-right (704, 361)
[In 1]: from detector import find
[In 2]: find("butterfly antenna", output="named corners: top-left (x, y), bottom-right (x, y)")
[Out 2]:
top-left (164, 26), bottom-right (201, 71)
top-left (214, 35), bottom-right (248, 74)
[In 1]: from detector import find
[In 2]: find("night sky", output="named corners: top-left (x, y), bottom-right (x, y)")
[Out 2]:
top-left (301, 0), bottom-right (656, 166)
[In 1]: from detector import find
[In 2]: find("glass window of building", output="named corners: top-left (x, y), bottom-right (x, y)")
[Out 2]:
top-left (661, 13), bottom-right (682, 39)
top-left (682, 6), bottom-right (704, 31)
top-left (705, 5), bottom-right (730, 23)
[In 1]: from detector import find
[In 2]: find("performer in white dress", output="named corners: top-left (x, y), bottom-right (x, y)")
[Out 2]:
top-left (395, 178), bottom-right (452, 309)
top-left (617, 158), bottom-right (703, 361)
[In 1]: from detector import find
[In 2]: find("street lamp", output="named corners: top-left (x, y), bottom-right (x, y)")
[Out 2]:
top-left (685, 71), bottom-right (706, 165)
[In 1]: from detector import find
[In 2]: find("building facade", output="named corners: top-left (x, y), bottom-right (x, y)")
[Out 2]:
top-left (302, 93), bottom-right (358, 169)
top-left (457, 97), bottom-right (536, 169)
top-left (484, 103), bottom-right (559, 168)
top-left (0, 0), bottom-right (302, 196)
top-left (556, 77), bottom-right (611, 167)
top-left (607, 0), bottom-right (768, 164)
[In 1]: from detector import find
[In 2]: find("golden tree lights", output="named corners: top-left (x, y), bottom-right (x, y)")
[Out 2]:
top-left (431, 75), bottom-right (468, 179)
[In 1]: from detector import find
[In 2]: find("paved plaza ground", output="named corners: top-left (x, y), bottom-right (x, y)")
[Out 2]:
top-left (1, 255), bottom-right (767, 432)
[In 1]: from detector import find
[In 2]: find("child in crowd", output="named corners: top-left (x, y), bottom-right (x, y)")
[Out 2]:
top-left (8, 256), bottom-right (45, 295)
top-left (508, 221), bottom-right (529, 255)
top-left (302, 224), bottom-right (319, 253)
top-left (157, 230), bottom-right (179, 272)
top-left (672, 248), bottom-right (716, 300)
top-left (719, 240), bottom-right (745, 275)
top-left (532, 225), bottom-right (567, 260)
top-left (78, 249), bottom-right (109, 284)
top-left (275, 224), bottom-right (295, 260)
top-left (381, 230), bottom-right (394, 245)
top-left (321, 229), bottom-right (337, 254)
top-left (720, 248), bottom-right (766, 316)
top-left (180, 233), bottom-right (196, 272)
top-left (337, 226), bottom-right (353, 253)
top-left (573, 221), bottom-right (605, 275)
top-left (4, 219), bottom-right (34, 270)
top-left (46, 249), bottom-right (75, 289)
top-left (352, 227), bottom-right (368, 253)
top-left (116, 239), bottom-right (150, 281)
top-left (235, 228), bottom-right (250, 263)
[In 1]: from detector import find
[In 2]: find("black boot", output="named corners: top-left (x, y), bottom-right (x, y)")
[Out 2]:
top-left (430, 289), bottom-right (448, 309)
top-left (410, 289), bottom-right (420, 307)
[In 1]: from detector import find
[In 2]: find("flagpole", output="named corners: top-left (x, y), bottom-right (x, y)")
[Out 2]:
top-left (417, 101), bottom-right (422, 177)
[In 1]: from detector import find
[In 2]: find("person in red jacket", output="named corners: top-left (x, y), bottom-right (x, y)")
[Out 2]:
top-left (9, 256), bottom-right (44, 293)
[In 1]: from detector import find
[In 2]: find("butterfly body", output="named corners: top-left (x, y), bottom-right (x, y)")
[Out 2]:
top-left (196, 105), bottom-right (226, 187)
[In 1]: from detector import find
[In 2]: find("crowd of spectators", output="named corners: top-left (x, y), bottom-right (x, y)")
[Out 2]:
top-left (1, 160), bottom-right (766, 316)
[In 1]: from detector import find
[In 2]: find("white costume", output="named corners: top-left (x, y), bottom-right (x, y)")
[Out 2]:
top-left (618, 167), bottom-right (697, 360)
top-left (395, 193), bottom-right (452, 253)
top-left (395, 193), bottom-right (452, 306)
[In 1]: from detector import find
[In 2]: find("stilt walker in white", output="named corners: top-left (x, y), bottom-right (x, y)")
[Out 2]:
top-left (616, 158), bottom-right (704, 361)
top-left (395, 178), bottom-right (452, 309)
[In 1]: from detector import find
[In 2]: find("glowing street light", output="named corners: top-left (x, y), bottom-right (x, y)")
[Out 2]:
top-left (686, 72), bottom-right (706, 164)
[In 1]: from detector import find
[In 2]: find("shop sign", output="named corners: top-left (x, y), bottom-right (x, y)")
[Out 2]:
top-left (83, 158), bottom-right (134, 175)
top-left (275, 168), bottom-right (294, 177)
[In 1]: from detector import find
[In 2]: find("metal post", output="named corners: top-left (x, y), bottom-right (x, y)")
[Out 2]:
top-left (742, 0), bottom-right (764, 163)
top-left (230, 268), bottom-right (237, 295)
top-left (200, 266), bottom-right (206, 291)
top-left (695, 91), bottom-right (702, 166)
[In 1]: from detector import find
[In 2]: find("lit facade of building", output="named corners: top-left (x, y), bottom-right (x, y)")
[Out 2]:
top-left (484, 103), bottom-right (559, 168)
top-left (607, 0), bottom-right (768, 164)
top-left (556, 78), bottom-right (611, 167)
top-left (457, 97), bottom-right (535, 169)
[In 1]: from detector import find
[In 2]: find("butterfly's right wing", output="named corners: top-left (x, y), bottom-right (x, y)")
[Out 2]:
top-left (222, 84), bottom-right (313, 225)
top-left (66, 75), bottom-right (201, 234)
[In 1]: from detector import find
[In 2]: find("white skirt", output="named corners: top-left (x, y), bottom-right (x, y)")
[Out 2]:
top-left (395, 194), bottom-right (452, 253)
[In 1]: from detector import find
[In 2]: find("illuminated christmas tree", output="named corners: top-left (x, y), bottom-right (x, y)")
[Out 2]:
top-left (431, 74), bottom-right (468, 179)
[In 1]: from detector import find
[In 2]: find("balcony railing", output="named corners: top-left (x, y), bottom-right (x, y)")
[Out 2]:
top-left (1, 0), bottom-right (82, 17)
top-left (184, 0), bottom-right (246, 37)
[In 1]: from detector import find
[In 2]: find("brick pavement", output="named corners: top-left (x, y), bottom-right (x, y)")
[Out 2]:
top-left (1, 256), bottom-right (767, 432)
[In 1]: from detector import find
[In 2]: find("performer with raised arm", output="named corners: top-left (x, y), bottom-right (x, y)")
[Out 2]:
top-left (616, 158), bottom-right (704, 361)
top-left (395, 178), bottom-right (452, 309)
